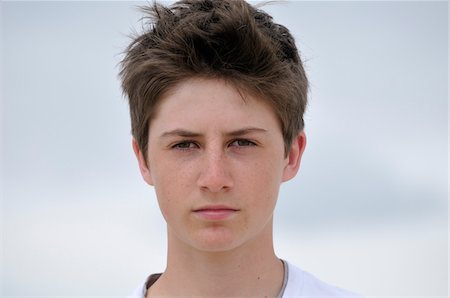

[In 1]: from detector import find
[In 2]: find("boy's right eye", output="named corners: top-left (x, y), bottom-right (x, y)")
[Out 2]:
top-left (172, 141), bottom-right (198, 150)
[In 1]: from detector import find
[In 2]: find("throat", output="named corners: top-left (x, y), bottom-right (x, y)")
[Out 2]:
top-left (148, 256), bottom-right (286, 297)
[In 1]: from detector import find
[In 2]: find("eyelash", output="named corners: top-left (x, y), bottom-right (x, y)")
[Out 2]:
top-left (171, 139), bottom-right (256, 150)
top-left (230, 139), bottom-right (257, 147)
top-left (171, 141), bottom-right (198, 150)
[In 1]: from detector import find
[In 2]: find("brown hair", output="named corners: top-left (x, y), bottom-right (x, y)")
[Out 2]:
top-left (120, 0), bottom-right (308, 158)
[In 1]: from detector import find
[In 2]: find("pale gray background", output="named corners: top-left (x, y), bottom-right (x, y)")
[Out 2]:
top-left (1, 1), bottom-right (448, 297)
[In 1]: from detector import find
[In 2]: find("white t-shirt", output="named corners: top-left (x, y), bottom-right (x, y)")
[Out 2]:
top-left (282, 262), bottom-right (361, 297)
top-left (128, 261), bottom-right (361, 298)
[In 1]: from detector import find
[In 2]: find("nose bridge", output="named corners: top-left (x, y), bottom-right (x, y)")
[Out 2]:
top-left (197, 144), bottom-right (233, 192)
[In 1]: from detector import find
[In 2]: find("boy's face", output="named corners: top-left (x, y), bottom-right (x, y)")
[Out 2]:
top-left (134, 78), bottom-right (305, 252)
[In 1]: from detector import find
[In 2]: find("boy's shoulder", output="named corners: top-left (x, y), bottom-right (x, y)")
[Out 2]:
top-left (126, 281), bottom-right (146, 298)
top-left (284, 261), bottom-right (362, 297)
top-left (126, 273), bottom-right (160, 298)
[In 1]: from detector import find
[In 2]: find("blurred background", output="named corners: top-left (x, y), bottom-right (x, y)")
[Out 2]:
top-left (1, 1), bottom-right (448, 297)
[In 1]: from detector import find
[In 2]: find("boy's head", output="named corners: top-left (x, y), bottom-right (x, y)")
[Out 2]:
top-left (120, 0), bottom-right (308, 160)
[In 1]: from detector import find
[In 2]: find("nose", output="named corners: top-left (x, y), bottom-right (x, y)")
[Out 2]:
top-left (197, 150), bottom-right (233, 193)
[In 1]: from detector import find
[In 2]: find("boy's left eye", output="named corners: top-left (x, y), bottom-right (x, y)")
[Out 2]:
top-left (229, 139), bottom-right (256, 147)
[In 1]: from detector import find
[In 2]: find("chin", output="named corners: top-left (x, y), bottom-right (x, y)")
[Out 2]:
top-left (188, 228), bottom-right (245, 252)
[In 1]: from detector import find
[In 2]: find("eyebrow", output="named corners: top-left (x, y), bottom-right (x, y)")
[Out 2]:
top-left (159, 127), bottom-right (268, 139)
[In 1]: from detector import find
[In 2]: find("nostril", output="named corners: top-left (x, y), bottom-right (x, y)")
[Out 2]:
top-left (197, 165), bottom-right (233, 192)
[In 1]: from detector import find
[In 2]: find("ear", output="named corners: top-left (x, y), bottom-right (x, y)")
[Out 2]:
top-left (132, 138), bottom-right (154, 186)
top-left (282, 131), bottom-right (307, 182)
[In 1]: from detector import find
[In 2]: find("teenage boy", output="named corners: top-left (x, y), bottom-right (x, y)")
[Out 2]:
top-left (120, 0), bottom-right (360, 297)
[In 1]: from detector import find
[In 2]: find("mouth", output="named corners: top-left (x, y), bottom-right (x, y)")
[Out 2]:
top-left (193, 205), bottom-right (239, 220)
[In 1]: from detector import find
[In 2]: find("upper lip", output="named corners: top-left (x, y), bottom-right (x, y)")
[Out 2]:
top-left (193, 205), bottom-right (239, 212)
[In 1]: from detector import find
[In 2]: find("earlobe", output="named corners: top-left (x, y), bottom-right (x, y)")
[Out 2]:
top-left (132, 139), bottom-right (154, 186)
top-left (282, 131), bottom-right (307, 182)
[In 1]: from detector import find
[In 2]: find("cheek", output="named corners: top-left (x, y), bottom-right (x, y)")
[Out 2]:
top-left (239, 159), bottom-right (284, 204)
top-left (152, 164), bottom-right (193, 214)
top-left (153, 183), bottom-right (173, 222)
top-left (252, 156), bottom-right (285, 184)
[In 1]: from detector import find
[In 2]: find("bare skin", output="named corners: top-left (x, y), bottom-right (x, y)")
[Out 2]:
top-left (133, 78), bottom-right (306, 297)
top-left (149, 224), bottom-right (284, 297)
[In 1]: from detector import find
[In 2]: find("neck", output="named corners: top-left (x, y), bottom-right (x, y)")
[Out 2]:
top-left (148, 220), bottom-right (284, 297)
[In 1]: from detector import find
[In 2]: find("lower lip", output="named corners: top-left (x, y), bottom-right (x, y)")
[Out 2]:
top-left (193, 209), bottom-right (238, 220)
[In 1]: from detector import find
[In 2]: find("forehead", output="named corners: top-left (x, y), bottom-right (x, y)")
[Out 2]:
top-left (149, 77), bottom-right (281, 134)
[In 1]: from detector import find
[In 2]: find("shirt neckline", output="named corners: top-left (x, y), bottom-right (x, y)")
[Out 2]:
top-left (144, 259), bottom-right (289, 297)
